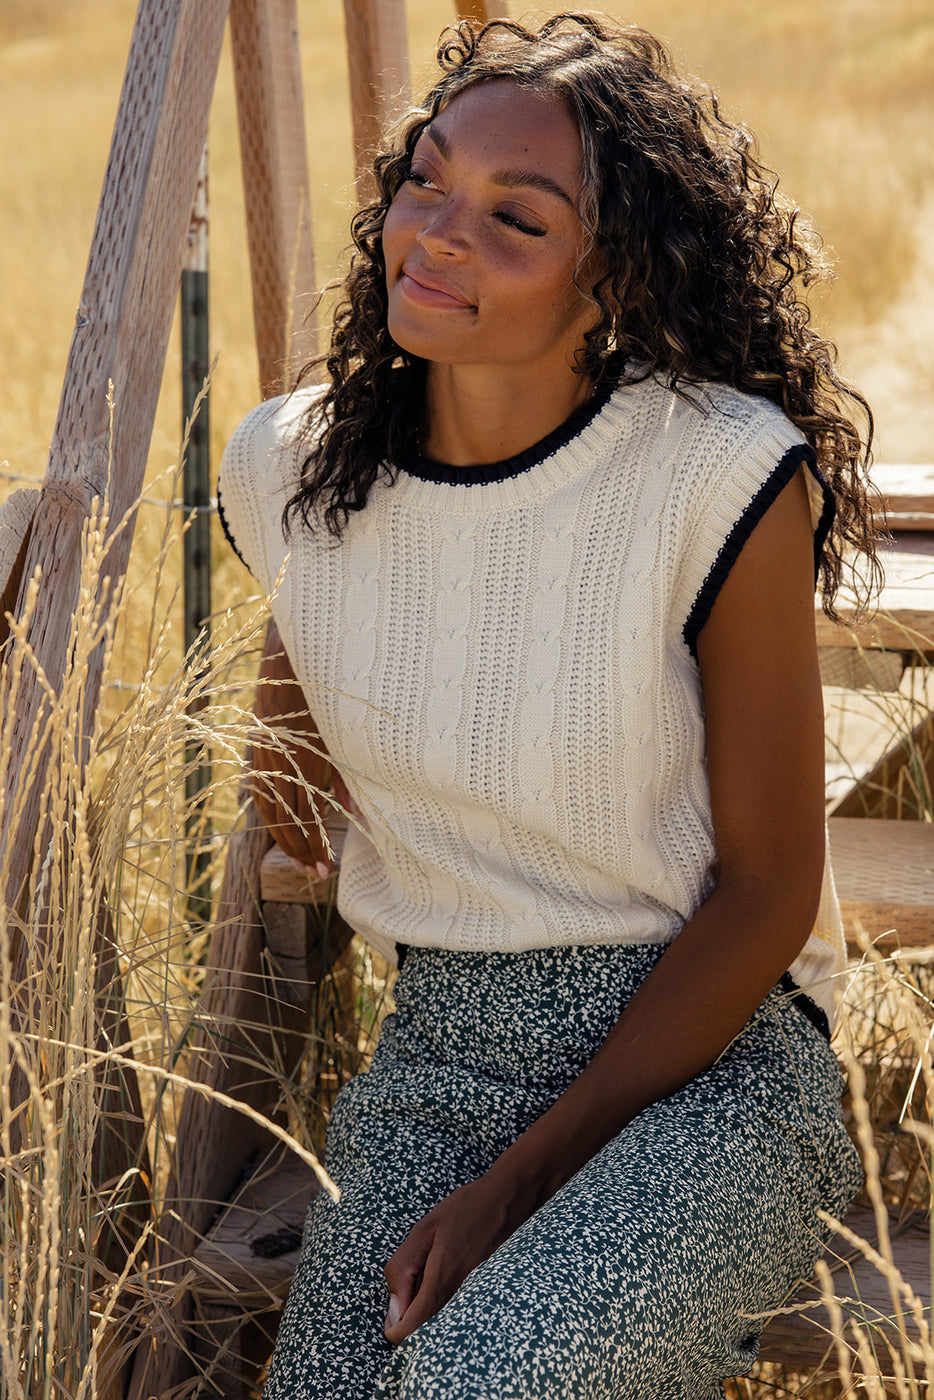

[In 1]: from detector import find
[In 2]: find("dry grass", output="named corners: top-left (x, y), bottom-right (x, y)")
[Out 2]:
top-left (1, 0), bottom-right (933, 1395)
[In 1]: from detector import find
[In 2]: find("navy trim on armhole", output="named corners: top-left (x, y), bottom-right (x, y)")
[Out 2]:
top-left (778, 972), bottom-right (831, 1040)
top-left (682, 444), bottom-right (833, 660)
top-left (217, 481), bottom-right (251, 573)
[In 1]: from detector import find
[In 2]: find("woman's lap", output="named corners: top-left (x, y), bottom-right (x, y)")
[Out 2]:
top-left (264, 946), bottom-right (861, 1400)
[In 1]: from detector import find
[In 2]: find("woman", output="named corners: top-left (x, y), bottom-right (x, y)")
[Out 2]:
top-left (219, 13), bottom-right (877, 1398)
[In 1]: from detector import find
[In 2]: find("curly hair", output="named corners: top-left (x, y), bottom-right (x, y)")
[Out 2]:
top-left (286, 10), bottom-right (880, 614)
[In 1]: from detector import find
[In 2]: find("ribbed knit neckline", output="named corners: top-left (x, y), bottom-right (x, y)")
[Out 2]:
top-left (400, 382), bottom-right (616, 487)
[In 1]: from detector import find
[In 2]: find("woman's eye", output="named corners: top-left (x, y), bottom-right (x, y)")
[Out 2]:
top-left (405, 168), bottom-right (440, 192)
top-left (494, 210), bottom-right (546, 238)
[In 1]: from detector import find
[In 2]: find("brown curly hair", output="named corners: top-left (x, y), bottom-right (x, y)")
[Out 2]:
top-left (286, 10), bottom-right (880, 614)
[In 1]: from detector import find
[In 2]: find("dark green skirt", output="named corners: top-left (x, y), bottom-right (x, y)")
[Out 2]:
top-left (264, 942), bottom-right (861, 1400)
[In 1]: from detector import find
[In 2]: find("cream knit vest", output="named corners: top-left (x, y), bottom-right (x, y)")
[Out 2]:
top-left (219, 376), bottom-right (846, 1025)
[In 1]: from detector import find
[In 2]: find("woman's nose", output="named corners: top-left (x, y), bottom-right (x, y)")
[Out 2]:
top-left (416, 201), bottom-right (469, 257)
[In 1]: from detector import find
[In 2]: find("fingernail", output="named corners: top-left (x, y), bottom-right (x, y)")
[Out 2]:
top-left (386, 1294), bottom-right (403, 1328)
top-left (315, 861), bottom-right (330, 880)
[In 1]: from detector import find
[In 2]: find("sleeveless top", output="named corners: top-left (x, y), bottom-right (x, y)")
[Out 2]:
top-left (219, 375), bottom-right (845, 1027)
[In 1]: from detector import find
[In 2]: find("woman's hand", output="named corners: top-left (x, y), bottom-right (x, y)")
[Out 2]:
top-left (383, 1169), bottom-right (531, 1344)
top-left (251, 622), bottom-right (351, 870)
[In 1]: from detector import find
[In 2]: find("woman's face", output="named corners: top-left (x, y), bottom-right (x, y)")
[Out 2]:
top-left (382, 80), bottom-right (596, 383)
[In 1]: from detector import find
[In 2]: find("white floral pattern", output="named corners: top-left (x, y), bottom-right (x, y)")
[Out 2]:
top-left (264, 943), bottom-right (861, 1400)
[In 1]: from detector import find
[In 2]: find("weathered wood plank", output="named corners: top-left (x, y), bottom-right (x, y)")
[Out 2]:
top-left (128, 804), bottom-right (279, 1398)
top-left (816, 534), bottom-right (934, 656)
top-left (230, 0), bottom-right (317, 396)
top-left (343, 0), bottom-right (411, 202)
top-left (2, 0), bottom-right (230, 927)
top-left (829, 817), bottom-right (934, 948)
top-left (261, 821), bottom-right (934, 952)
top-left (829, 710), bottom-right (934, 822)
top-left (757, 1207), bottom-right (931, 1374)
top-left (872, 462), bottom-right (934, 532)
top-left (194, 1143), bottom-right (318, 1299)
top-left (0, 488), bottom-right (37, 654)
top-left (260, 814), bottom-right (348, 903)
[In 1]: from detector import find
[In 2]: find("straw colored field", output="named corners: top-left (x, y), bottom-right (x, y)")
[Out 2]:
top-left (1, 4), bottom-right (933, 1398)
top-left (1, 0), bottom-right (932, 681)
top-left (1, 0), bottom-right (933, 489)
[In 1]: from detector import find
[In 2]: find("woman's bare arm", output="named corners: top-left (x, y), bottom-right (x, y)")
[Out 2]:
top-left (383, 466), bottom-right (826, 1342)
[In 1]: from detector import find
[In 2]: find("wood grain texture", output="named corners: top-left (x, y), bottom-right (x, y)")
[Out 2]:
top-left (830, 710), bottom-right (934, 822)
top-left (829, 816), bottom-right (934, 949)
top-left (757, 1207), bottom-right (931, 1374)
top-left (260, 814), bottom-right (348, 903)
top-left (816, 534), bottom-right (934, 656)
top-left (230, 0), bottom-right (317, 397)
top-left (2, 0), bottom-right (229, 938)
top-left (818, 646), bottom-right (905, 692)
top-left (343, 0), bottom-right (411, 202)
top-left (873, 462), bottom-right (934, 532)
top-left (193, 1143), bottom-right (318, 1299)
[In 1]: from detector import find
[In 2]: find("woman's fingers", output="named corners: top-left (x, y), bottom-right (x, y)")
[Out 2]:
top-left (383, 1218), bottom-right (436, 1340)
top-left (382, 1175), bottom-right (526, 1344)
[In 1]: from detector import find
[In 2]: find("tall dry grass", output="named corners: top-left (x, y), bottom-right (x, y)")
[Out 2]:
top-left (0, 453), bottom-right (268, 1394)
top-left (0, 429), bottom-right (391, 1394)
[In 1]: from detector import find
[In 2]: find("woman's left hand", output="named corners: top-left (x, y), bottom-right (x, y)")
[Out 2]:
top-left (383, 1170), bottom-right (530, 1344)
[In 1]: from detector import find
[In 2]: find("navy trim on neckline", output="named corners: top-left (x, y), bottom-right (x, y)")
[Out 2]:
top-left (682, 444), bottom-right (833, 661)
top-left (399, 384), bottom-right (615, 487)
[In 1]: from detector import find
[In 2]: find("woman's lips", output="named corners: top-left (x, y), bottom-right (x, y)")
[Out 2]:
top-left (400, 267), bottom-right (475, 310)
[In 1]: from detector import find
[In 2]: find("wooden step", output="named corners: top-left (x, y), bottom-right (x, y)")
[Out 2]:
top-left (260, 817), bottom-right (933, 950)
top-left (757, 1206), bottom-right (931, 1374)
top-left (815, 532), bottom-right (934, 657)
top-left (192, 1143), bottom-right (319, 1303)
top-left (871, 462), bottom-right (934, 533)
top-left (259, 813), bottom-right (348, 905)
top-left (829, 817), bottom-right (934, 948)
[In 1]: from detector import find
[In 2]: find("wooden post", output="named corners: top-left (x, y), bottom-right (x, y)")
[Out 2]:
top-left (229, 0), bottom-right (317, 397)
top-left (342, 0), bottom-right (411, 203)
top-left (1, 0), bottom-right (231, 1048)
top-left (181, 144), bottom-right (214, 925)
top-left (457, 1), bottom-right (496, 21)
top-left (130, 9), bottom-right (325, 1390)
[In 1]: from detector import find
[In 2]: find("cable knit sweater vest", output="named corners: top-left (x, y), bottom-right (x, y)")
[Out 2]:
top-left (219, 375), bottom-right (846, 1026)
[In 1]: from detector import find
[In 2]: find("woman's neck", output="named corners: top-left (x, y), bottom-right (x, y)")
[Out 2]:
top-left (423, 363), bottom-right (593, 466)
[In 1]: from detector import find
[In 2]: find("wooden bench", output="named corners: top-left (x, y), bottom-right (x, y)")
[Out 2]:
top-left (192, 1179), bottom-right (932, 1390)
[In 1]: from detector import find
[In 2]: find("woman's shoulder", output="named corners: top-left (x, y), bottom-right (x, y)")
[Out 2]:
top-left (218, 384), bottom-right (325, 578)
top-left (607, 375), bottom-right (807, 505)
top-left (611, 373), bottom-right (802, 443)
top-left (222, 385), bottom-right (326, 484)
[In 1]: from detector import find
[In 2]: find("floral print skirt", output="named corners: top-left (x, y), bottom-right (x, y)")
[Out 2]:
top-left (264, 942), bottom-right (861, 1400)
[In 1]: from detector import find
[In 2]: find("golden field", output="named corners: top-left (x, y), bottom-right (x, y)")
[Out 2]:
top-left (1, 0), bottom-right (933, 495)
top-left (1, 3), bottom-right (933, 1397)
